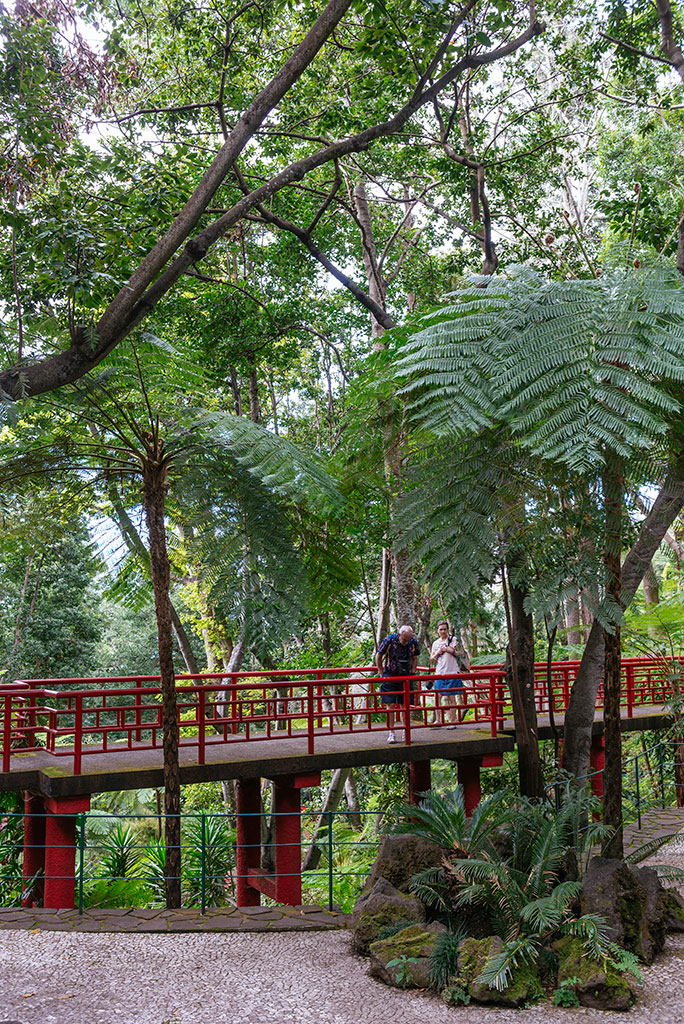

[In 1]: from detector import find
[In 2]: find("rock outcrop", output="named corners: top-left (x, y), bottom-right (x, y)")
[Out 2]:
top-left (581, 856), bottom-right (669, 964)
top-left (351, 877), bottom-right (425, 955)
top-left (361, 833), bottom-right (445, 895)
top-left (368, 921), bottom-right (446, 988)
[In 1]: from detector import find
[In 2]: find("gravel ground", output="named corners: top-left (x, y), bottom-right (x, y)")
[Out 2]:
top-left (2, 926), bottom-right (684, 1024)
top-left (3, 839), bottom-right (684, 1024)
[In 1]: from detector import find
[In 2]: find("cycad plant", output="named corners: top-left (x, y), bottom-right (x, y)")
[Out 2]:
top-left (397, 258), bottom-right (684, 843)
top-left (0, 337), bottom-right (342, 906)
top-left (404, 787), bottom-right (610, 993)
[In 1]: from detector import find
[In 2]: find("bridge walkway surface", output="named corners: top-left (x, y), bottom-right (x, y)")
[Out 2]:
top-left (0, 657), bottom-right (677, 911)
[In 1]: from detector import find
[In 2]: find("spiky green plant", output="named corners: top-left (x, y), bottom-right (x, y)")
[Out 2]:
top-left (402, 787), bottom-right (611, 992)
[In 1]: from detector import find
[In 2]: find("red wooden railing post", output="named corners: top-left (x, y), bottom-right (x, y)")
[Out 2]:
top-left (626, 663), bottom-right (635, 718)
top-left (404, 677), bottom-right (411, 746)
top-left (562, 667), bottom-right (570, 712)
top-left (26, 683), bottom-right (36, 748)
top-left (317, 671), bottom-right (325, 729)
top-left (2, 693), bottom-right (12, 772)
top-left (307, 681), bottom-right (315, 755)
top-left (489, 675), bottom-right (497, 736)
top-left (198, 686), bottom-right (206, 765)
top-left (73, 694), bottom-right (83, 775)
top-left (230, 673), bottom-right (238, 735)
top-left (134, 678), bottom-right (142, 742)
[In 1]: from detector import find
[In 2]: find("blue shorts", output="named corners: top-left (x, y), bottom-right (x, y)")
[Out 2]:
top-left (434, 677), bottom-right (464, 694)
top-left (380, 676), bottom-right (416, 705)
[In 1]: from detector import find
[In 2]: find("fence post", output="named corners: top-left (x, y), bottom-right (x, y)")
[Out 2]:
top-left (135, 678), bottom-right (142, 742)
top-left (659, 742), bottom-right (666, 809)
top-left (78, 813), bottom-right (85, 915)
top-left (327, 808), bottom-right (334, 913)
top-left (489, 676), bottom-right (497, 736)
top-left (626, 663), bottom-right (635, 719)
top-left (74, 694), bottom-right (83, 775)
top-left (307, 682), bottom-right (315, 755)
top-left (404, 677), bottom-right (411, 746)
top-left (198, 687), bottom-right (206, 766)
top-left (2, 693), bottom-right (11, 772)
top-left (201, 813), bottom-right (206, 915)
top-left (316, 671), bottom-right (323, 730)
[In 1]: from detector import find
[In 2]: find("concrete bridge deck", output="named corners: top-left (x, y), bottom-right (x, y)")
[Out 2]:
top-left (0, 704), bottom-right (670, 799)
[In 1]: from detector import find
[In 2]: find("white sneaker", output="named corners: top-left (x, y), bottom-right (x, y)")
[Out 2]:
top-left (387, 731), bottom-right (396, 743)
top-left (397, 730), bottom-right (405, 743)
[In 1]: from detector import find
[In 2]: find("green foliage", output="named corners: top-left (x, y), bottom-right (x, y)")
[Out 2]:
top-left (385, 955), bottom-right (421, 987)
top-left (401, 262), bottom-right (684, 471)
top-left (403, 787), bottom-right (610, 993)
top-left (607, 942), bottom-right (643, 984)
top-left (182, 815), bottom-right (235, 908)
top-left (553, 976), bottom-right (581, 1006)
top-left (428, 926), bottom-right (467, 991)
top-left (0, 793), bottom-right (25, 905)
top-left (94, 821), bottom-right (141, 880)
top-left (441, 981), bottom-right (471, 1006)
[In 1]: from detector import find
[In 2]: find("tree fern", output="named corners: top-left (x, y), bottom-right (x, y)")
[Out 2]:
top-left (399, 262), bottom-right (684, 474)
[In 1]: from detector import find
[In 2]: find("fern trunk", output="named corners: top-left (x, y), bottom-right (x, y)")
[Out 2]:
top-left (563, 455), bottom-right (684, 779)
top-left (506, 570), bottom-right (544, 799)
top-left (601, 453), bottom-right (624, 859)
top-left (143, 454), bottom-right (182, 909)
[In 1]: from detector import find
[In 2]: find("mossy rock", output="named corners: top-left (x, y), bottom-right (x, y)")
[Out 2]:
top-left (369, 921), bottom-right (446, 988)
top-left (581, 857), bottom-right (667, 964)
top-left (351, 877), bottom-right (425, 955)
top-left (362, 833), bottom-right (445, 896)
top-left (556, 936), bottom-right (637, 1011)
top-left (663, 889), bottom-right (684, 932)
top-left (458, 936), bottom-right (543, 1007)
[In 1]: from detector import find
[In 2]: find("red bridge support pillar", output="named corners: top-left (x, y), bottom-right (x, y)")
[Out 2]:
top-left (457, 756), bottom-right (482, 817)
top-left (236, 778), bottom-right (262, 907)
top-left (408, 760), bottom-right (431, 804)
top-left (43, 795), bottom-right (90, 909)
top-left (272, 772), bottom-right (321, 906)
top-left (589, 734), bottom-right (605, 802)
top-left (22, 791), bottom-right (45, 908)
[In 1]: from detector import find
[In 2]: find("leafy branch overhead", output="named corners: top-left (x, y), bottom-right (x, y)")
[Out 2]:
top-left (399, 262), bottom-right (684, 472)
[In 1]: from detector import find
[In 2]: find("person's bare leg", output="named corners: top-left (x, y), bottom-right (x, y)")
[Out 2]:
top-left (431, 692), bottom-right (443, 726)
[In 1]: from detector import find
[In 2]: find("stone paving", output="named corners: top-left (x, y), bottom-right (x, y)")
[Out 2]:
top-left (3, 808), bottom-right (684, 1022)
top-left (3, 921), bottom-right (684, 1023)
top-left (623, 804), bottom-right (684, 857)
top-left (0, 903), bottom-right (346, 934)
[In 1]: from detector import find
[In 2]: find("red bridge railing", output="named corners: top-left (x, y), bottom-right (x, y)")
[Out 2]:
top-left (0, 656), bottom-right (677, 775)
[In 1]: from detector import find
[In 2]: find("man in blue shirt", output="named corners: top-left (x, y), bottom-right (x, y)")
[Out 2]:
top-left (376, 625), bottom-right (420, 743)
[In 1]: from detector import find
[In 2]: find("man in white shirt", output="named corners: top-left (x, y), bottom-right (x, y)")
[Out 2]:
top-left (429, 620), bottom-right (469, 728)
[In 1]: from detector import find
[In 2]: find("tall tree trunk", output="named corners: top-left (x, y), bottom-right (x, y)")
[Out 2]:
top-left (109, 490), bottom-right (199, 673)
top-left (377, 548), bottom-right (392, 641)
top-left (601, 454), bottom-right (624, 859)
top-left (581, 590), bottom-right (594, 641)
top-left (503, 566), bottom-right (544, 798)
top-left (565, 593), bottom-right (582, 646)
top-left (563, 454), bottom-right (684, 778)
top-left (302, 768), bottom-right (350, 871)
top-left (142, 453), bottom-right (182, 908)
top-left (318, 612), bottom-right (332, 663)
top-left (345, 770), bottom-right (362, 830)
top-left (353, 178), bottom-right (422, 630)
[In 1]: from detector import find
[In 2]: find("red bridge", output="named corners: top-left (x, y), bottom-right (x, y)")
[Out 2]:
top-left (0, 657), bottom-right (674, 912)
